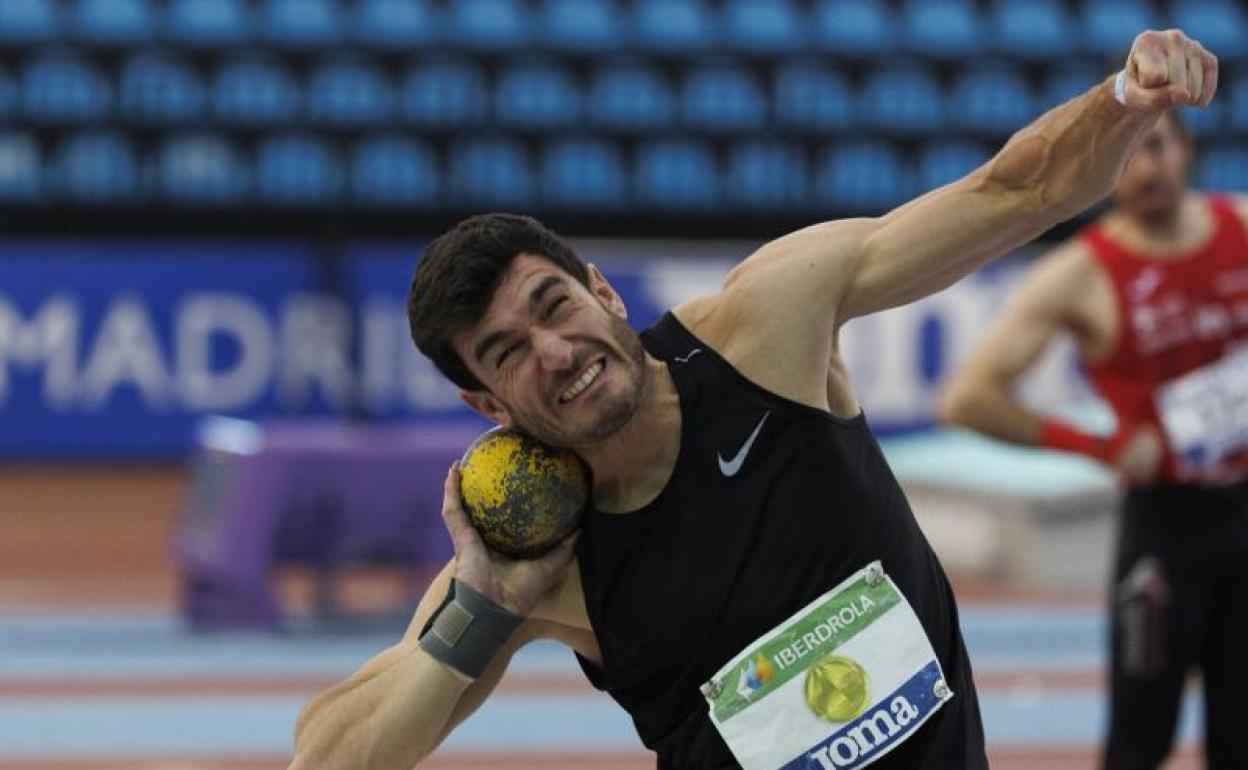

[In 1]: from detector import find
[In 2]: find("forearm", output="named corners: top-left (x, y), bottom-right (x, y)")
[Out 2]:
top-left (938, 377), bottom-right (1043, 446)
top-left (290, 644), bottom-right (471, 770)
top-left (983, 74), bottom-right (1158, 224)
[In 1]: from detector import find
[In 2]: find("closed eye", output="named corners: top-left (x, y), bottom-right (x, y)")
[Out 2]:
top-left (496, 341), bottom-right (523, 368)
top-left (545, 296), bottom-right (568, 320)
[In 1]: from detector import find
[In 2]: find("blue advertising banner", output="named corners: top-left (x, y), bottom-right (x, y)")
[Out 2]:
top-left (0, 239), bottom-right (667, 457)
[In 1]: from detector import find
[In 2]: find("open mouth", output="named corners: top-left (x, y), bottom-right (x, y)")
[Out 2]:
top-left (558, 358), bottom-right (606, 404)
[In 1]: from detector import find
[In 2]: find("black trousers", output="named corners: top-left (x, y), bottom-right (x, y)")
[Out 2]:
top-left (1103, 480), bottom-right (1248, 770)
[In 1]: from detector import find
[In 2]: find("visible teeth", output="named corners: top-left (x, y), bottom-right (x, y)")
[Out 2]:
top-left (561, 361), bottom-right (603, 403)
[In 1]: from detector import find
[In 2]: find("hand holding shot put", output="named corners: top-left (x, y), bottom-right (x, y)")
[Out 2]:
top-left (440, 455), bottom-right (580, 622)
top-left (290, 28), bottom-right (1219, 770)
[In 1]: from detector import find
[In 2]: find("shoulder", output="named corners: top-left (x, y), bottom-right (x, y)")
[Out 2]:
top-left (670, 219), bottom-right (874, 347)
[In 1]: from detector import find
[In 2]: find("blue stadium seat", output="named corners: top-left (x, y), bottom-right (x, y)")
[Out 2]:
top-left (860, 66), bottom-right (943, 137)
top-left (722, 0), bottom-right (805, 55)
top-left (1040, 64), bottom-right (1103, 110)
top-left (307, 58), bottom-right (393, 127)
top-left (352, 135), bottom-right (439, 206)
top-left (447, 0), bottom-right (529, 50)
top-left (950, 65), bottom-right (1035, 135)
top-left (541, 138), bottom-right (627, 209)
top-left (121, 53), bottom-right (207, 125)
top-left (22, 54), bottom-right (112, 124)
top-left (773, 63), bottom-right (852, 133)
top-left (587, 62), bottom-right (674, 132)
top-left (1082, 0), bottom-right (1158, 58)
top-left (539, 0), bottom-right (619, 52)
top-left (1178, 103), bottom-right (1223, 138)
top-left (257, 135), bottom-right (342, 206)
top-left (449, 138), bottom-right (533, 206)
top-left (1196, 145), bottom-right (1248, 192)
top-left (1172, 1), bottom-right (1247, 61)
top-left (635, 138), bottom-right (718, 211)
top-left (726, 140), bottom-right (808, 211)
top-left (401, 58), bottom-right (487, 128)
top-left (0, 68), bottom-right (15, 118)
top-left (495, 63), bottom-right (582, 129)
top-left (632, 0), bottom-right (715, 53)
top-left (991, 0), bottom-right (1073, 60)
top-left (903, 0), bottom-right (983, 59)
top-left (166, 0), bottom-right (251, 46)
top-left (0, 0), bottom-right (59, 44)
top-left (354, 0), bottom-right (436, 49)
top-left (262, 0), bottom-right (344, 48)
top-left (53, 131), bottom-right (140, 203)
top-left (70, 0), bottom-right (153, 45)
top-left (682, 64), bottom-right (766, 134)
top-left (214, 56), bottom-right (300, 126)
top-left (1229, 75), bottom-right (1248, 131)
top-left (812, 0), bottom-right (897, 57)
top-left (918, 140), bottom-right (990, 191)
top-left (156, 134), bottom-right (250, 204)
top-left (815, 140), bottom-right (910, 211)
top-left (0, 133), bottom-right (42, 203)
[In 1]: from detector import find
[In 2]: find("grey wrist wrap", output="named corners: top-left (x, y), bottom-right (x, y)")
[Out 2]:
top-left (419, 580), bottom-right (523, 679)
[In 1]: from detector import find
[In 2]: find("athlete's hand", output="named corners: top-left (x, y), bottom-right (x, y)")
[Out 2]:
top-left (1111, 425), bottom-right (1164, 486)
top-left (440, 462), bottom-right (578, 617)
top-left (1120, 29), bottom-right (1217, 111)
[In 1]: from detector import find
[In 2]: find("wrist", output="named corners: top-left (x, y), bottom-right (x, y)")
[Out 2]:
top-left (419, 580), bottom-right (524, 679)
top-left (1038, 418), bottom-right (1112, 462)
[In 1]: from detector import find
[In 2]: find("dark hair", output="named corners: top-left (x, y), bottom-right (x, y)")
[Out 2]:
top-left (407, 213), bottom-right (590, 391)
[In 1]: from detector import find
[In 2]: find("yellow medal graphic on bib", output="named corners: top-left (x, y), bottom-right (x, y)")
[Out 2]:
top-left (804, 654), bottom-right (870, 723)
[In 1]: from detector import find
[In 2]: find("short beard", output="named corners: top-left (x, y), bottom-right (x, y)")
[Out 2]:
top-left (513, 314), bottom-right (647, 448)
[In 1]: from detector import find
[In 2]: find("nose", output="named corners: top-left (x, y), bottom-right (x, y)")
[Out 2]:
top-left (531, 328), bottom-right (574, 371)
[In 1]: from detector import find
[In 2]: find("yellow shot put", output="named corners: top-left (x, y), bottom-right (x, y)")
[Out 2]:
top-left (459, 427), bottom-right (590, 557)
top-left (804, 655), bottom-right (870, 723)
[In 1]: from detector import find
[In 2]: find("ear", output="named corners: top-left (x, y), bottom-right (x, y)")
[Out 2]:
top-left (587, 263), bottom-right (628, 321)
top-left (460, 390), bottom-right (515, 429)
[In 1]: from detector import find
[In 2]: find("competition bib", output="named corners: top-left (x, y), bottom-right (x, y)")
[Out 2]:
top-left (700, 562), bottom-right (952, 770)
top-left (1156, 347), bottom-right (1248, 479)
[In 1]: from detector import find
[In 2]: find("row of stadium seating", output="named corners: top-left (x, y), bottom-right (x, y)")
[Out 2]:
top-left (4, 53), bottom-right (1243, 138)
top-left (3, 131), bottom-right (1246, 211)
top-left (0, 0), bottom-right (1244, 60)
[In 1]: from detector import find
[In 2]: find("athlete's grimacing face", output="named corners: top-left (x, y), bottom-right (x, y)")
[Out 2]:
top-left (453, 254), bottom-right (647, 449)
top-left (1111, 113), bottom-right (1192, 224)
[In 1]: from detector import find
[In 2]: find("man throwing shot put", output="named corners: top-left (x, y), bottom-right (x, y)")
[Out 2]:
top-left (289, 30), bottom-right (1218, 770)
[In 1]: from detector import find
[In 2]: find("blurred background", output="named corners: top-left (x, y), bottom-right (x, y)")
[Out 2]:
top-left (1, 0), bottom-right (1243, 768)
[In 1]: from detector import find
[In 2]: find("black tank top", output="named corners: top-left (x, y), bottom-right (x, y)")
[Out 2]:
top-left (575, 313), bottom-right (987, 769)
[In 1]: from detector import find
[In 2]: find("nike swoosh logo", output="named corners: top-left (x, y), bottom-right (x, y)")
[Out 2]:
top-left (718, 412), bottom-right (770, 477)
top-left (674, 348), bottom-right (702, 363)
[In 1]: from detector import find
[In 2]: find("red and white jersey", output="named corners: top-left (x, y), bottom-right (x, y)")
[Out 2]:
top-left (1083, 195), bottom-right (1248, 484)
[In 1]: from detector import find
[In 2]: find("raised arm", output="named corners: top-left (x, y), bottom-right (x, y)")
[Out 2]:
top-left (288, 465), bottom-right (579, 770)
top-left (727, 30), bottom-right (1216, 332)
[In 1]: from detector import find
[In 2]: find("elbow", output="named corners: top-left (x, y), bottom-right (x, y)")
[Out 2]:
top-left (935, 378), bottom-right (982, 429)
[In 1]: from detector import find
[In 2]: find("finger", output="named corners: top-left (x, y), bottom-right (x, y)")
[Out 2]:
top-left (1185, 44), bottom-right (1204, 107)
top-left (1199, 47), bottom-right (1218, 106)
top-left (1127, 81), bottom-right (1180, 112)
top-left (1132, 33), bottom-right (1169, 89)
top-left (1164, 31), bottom-right (1191, 103)
top-left (441, 462), bottom-right (483, 553)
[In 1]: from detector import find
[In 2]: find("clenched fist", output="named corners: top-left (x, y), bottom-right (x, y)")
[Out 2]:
top-left (1120, 29), bottom-right (1218, 111)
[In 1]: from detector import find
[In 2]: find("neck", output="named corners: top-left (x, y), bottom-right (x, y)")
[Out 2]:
top-left (579, 353), bottom-right (681, 513)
